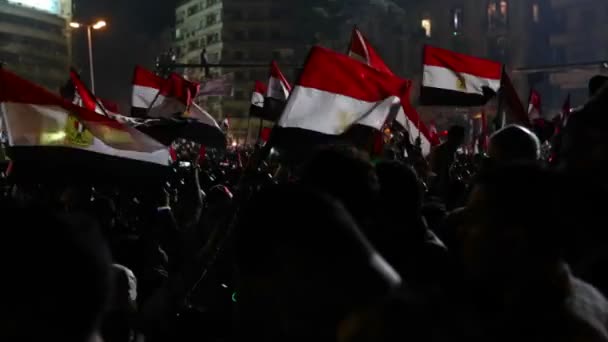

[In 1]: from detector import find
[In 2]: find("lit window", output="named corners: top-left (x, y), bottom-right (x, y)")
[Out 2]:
top-left (421, 19), bottom-right (432, 37)
top-left (532, 3), bottom-right (540, 23)
top-left (451, 8), bottom-right (463, 33)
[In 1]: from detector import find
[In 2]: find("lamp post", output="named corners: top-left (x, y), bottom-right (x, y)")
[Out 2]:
top-left (70, 20), bottom-right (107, 93)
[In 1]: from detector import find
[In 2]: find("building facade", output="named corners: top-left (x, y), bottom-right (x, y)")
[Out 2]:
top-left (0, 0), bottom-right (72, 91)
top-left (174, 0), bottom-right (302, 142)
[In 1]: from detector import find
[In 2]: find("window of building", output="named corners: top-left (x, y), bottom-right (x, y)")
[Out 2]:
top-left (271, 30), bottom-right (281, 39)
top-left (421, 19), bottom-right (432, 37)
top-left (189, 40), bottom-right (199, 51)
top-left (488, 0), bottom-right (508, 30)
top-left (206, 32), bottom-right (220, 45)
top-left (451, 8), bottom-right (463, 34)
top-left (249, 28), bottom-right (264, 40)
top-left (234, 30), bottom-right (246, 41)
top-left (207, 0), bottom-right (219, 7)
top-left (532, 3), bottom-right (540, 23)
top-left (234, 51), bottom-right (245, 60)
top-left (206, 13), bottom-right (218, 26)
top-left (187, 4), bottom-right (200, 16)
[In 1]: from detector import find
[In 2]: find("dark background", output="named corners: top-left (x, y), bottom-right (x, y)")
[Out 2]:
top-left (72, 0), bottom-right (177, 111)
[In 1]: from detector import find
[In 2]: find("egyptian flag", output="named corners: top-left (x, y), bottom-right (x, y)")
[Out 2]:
top-left (277, 47), bottom-right (414, 150)
top-left (264, 61), bottom-right (292, 121)
top-left (0, 68), bottom-right (171, 181)
top-left (528, 89), bottom-right (542, 122)
top-left (348, 27), bottom-right (393, 75)
top-left (249, 80), bottom-right (268, 119)
top-left (131, 66), bottom-right (199, 118)
top-left (420, 45), bottom-right (502, 106)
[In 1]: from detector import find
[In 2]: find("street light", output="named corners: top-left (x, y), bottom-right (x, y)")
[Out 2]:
top-left (69, 20), bottom-right (107, 93)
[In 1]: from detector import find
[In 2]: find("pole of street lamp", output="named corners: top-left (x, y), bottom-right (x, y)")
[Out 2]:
top-left (87, 25), bottom-right (95, 93)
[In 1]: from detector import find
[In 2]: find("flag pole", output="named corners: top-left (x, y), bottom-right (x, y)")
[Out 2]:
top-left (257, 118), bottom-right (263, 141)
top-left (495, 65), bottom-right (506, 131)
top-left (245, 117), bottom-right (251, 146)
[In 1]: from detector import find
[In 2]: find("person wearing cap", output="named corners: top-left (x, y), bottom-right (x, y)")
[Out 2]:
top-left (235, 185), bottom-right (401, 342)
top-left (487, 125), bottom-right (541, 163)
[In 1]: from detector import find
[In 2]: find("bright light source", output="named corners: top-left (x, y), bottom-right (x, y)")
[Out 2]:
top-left (92, 20), bottom-right (107, 30)
top-left (421, 19), bottom-right (432, 38)
top-left (69, 22), bottom-right (81, 28)
top-left (231, 142), bottom-right (237, 147)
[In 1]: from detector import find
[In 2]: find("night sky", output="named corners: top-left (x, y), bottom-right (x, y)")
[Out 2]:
top-left (73, 0), bottom-right (177, 111)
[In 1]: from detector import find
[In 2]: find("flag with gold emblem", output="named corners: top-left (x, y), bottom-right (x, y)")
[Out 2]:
top-left (0, 68), bottom-right (171, 169)
top-left (420, 45), bottom-right (502, 106)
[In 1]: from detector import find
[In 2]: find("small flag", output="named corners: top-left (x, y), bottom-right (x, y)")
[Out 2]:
top-left (527, 89), bottom-right (542, 122)
top-left (131, 66), bottom-right (199, 118)
top-left (249, 80), bottom-right (268, 119)
top-left (264, 61), bottom-right (292, 121)
top-left (420, 45), bottom-right (502, 106)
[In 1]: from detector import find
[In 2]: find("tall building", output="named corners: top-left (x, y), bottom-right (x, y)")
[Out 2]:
top-left (174, 0), bottom-right (302, 142)
top-left (546, 0), bottom-right (608, 106)
top-left (0, 0), bottom-right (73, 91)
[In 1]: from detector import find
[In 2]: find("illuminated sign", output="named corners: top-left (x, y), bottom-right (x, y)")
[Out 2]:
top-left (8, 0), bottom-right (61, 15)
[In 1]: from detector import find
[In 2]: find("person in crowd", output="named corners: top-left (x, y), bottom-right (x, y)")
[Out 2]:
top-left (0, 205), bottom-right (111, 342)
top-left (487, 124), bottom-right (541, 163)
top-left (101, 264), bottom-right (138, 342)
top-left (589, 75), bottom-right (608, 98)
top-left (429, 125), bottom-right (466, 201)
top-left (559, 83), bottom-right (608, 297)
top-left (300, 145), bottom-right (380, 233)
top-left (454, 163), bottom-right (608, 341)
top-left (375, 161), bottom-right (449, 298)
top-left (235, 185), bottom-right (401, 342)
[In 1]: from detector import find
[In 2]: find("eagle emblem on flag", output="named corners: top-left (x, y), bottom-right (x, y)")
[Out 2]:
top-left (65, 116), bottom-right (93, 147)
top-left (456, 75), bottom-right (467, 91)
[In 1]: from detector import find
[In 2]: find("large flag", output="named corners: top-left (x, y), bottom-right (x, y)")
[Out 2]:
top-left (527, 89), bottom-right (542, 121)
top-left (198, 73), bottom-right (234, 97)
top-left (277, 46), bottom-right (415, 145)
top-left (131, 66), bottom-right (199, 118)
top-left (0, 68), bottom-right (171, 175)
top-left (264, 61), bottom-right (292, 121)
top-left (249, 80), bottom-right (268, 119)
top-left (420, 46), bottom-right (502, 106)
top-left (347, 27), bottom-right (393, 76)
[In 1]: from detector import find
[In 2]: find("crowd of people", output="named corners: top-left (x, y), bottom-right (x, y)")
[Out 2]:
top-left (3, 77), bottom-right (608, 342)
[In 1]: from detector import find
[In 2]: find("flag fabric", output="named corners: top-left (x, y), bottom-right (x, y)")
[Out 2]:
top-left (264, 61), bottom-right (292, 121)
top-left (0, 68), bottom-right (171, 176)
top-left (198, 73), bottom-right (234, 97)
top-left (500, 70), bottom-right (529, 126)
top-left (527, 89), bottom-right (542, 122)
top-left (260, 127), bottom-right (272, 142)
top-left (348, 27), bottom-right (393, 75)
top-left (420, 45), bottom-right (502, 106)
top-left (249, 80), bottom-right (268, 119)
top-left (131, 66), bottom-right (199, 118)
top-left (278, 46), bottom-right (425, 149)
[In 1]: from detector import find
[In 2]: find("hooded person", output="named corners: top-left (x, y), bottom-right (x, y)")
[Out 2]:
top-left (235, 184), bottom-right (401, 342)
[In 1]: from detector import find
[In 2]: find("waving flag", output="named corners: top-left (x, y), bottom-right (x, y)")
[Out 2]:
top-left (0, 68), bottom-right (171, 177)
top-left (527, 89), bottom-right (542, 122)
top-left (348, 27), bottom-right (393, 75)
top-left (264, 61), bottom-right (292, 121)
top-left (420, 46), bottom-right (502, 106)
top-left (249, 80), bottom-right (268, 119)
top-left (131, 66), bottom-right (199, 118)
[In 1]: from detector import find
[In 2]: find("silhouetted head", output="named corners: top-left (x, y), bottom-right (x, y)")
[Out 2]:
top-left (0, 205), bottom-right (111, 342)
top-left (376, 161), bottom-right (423, 223)
top-left (561, 83), bottom-right (608, 181)
top-left (236, 185), bottom-right (400, 341)
top-left (447, 125), bottom-right (466, 147)
top-left (488, 125), bottom-right (541, 163)
top-left (589, 75), bottom-right (608, 97)
top-left (300, 145), bottom-right (379, 229)
top-left (462, 163), bottom-right (563, 282)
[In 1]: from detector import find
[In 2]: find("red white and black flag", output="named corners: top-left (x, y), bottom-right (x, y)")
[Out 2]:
top-left (249, 80), bottom-right (268, 119)
top-left (264, 61), bottom-right (292, 121)
top-left (347, 27), bottom-right (393, 75)
top-left (0, 68), bottom-right (171, 178)
top-left (527, 89), bottom-right (542, 122)
top-left (420, 45), bottom-right (502, 106)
